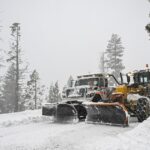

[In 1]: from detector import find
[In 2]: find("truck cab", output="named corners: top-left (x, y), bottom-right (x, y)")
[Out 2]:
top-left (63, 73), bottom-right (108, 99)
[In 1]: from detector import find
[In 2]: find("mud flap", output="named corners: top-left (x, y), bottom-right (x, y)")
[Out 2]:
top-left (55, 104), bottom-right (78, 123)
top-left (85, 102), bottom-right (129, 126)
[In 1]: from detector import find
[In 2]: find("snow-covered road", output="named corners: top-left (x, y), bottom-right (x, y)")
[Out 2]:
top-left (0, 122), bottom-right (139, 150)
top-left (0, 110), bottom-right (140, 150)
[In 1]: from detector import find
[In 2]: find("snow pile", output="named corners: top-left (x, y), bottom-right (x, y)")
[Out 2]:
top-left (92, 117), bottom-right (150, 150)
top-left (0, 109), bottom-right (51, 127)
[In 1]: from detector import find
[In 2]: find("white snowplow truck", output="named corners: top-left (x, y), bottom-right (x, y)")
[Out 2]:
top-left (42, 73), bottom-right (129, 126)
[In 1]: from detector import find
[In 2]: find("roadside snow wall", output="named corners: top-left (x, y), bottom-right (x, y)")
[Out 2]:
top-left (0, 110), bottom-right (51, 127)
top-left (94, 117), bottom-right (150, 150)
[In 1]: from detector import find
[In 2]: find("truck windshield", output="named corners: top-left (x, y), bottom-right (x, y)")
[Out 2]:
top-left (75, 78), bottom-right (105, 87)
top-left (134, 72), bottom-right (150, 84)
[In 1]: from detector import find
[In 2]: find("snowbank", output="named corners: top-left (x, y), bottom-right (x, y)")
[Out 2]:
top-left (0, 109), bottom-right (51, 127)
top-left (93, 117), bottom-right (150, 150)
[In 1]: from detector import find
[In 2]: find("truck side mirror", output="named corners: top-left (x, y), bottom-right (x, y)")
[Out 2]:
top-left (120, 73), bottom-right (123, 84)
top-left (126, 74), bottom-right (130, 84)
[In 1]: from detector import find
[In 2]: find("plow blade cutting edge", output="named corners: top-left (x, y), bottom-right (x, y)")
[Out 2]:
top-left (84, 102), bottom-right (129, 126)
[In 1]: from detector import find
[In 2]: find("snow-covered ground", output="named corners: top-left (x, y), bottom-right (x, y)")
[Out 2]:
top-left (0, 110), bottom-right (149, 150)
top-left (0, 110), bottom-right (51, 127)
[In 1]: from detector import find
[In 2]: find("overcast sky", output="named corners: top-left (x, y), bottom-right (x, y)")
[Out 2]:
top-left (0, 0), bottom-right (150, 87)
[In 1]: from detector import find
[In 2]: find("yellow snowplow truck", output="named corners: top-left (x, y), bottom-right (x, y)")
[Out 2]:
top-left (85, 69), bottom-right (150, 126)
top-left (112, 70), bottom-right (150, 122)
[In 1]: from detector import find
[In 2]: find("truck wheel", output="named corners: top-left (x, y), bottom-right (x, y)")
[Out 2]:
top-left (136, 98), bottom-right (149, 122)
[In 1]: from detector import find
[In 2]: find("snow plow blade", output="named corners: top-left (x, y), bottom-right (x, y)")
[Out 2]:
top-left (84, 102), bottom-right (129, 126)
top-left (42, 103), bottom-right (79, 123)
top-left (55, 104), bottom-right (78, 123)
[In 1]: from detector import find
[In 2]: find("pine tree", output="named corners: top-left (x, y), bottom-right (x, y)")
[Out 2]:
top-left (2, 64), bottom-right (16, 113)
top-left (24, 70), bottom-right (45, 110)
top-left (48, 83), bottom-right (55, 103)
top-left (146, 1), bottom-right (150, 37)
top-left (67, 75), bottom-right (74, 87)
top-left (48, 81), bottom-right (61, 103)
top-left (146, 24), bottom-right (150, 36)
top-left (30, 70), bottom-right (39, 109)
top-left (99, 52), bottom-right (105, 73)
top-left (105, 34), bottom-right (125, 83)
top-left (54, 81), bottom-right (61, 102)
top-left (6, 23), bottom-right (27, 112)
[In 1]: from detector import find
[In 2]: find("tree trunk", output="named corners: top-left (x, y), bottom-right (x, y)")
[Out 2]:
top-left (15, 25), bottom-right (19, 112)
top-left (35, 80), bottom-right (37, 109)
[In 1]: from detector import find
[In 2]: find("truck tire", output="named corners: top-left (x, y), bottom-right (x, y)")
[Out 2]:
top-left (136, 98), bottom-right (149, 122)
